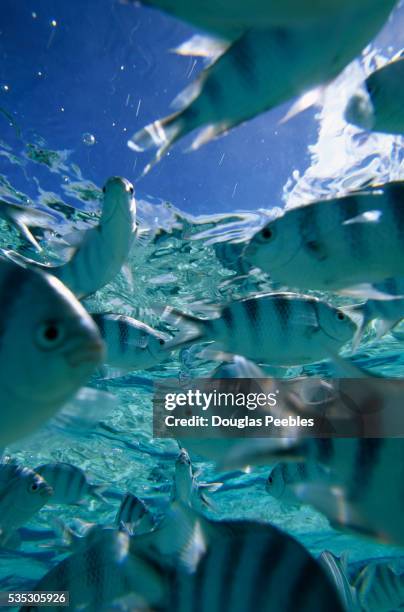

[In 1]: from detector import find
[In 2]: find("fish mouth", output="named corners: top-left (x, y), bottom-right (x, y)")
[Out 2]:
top-left (64, 339), bottom-right (105, 367)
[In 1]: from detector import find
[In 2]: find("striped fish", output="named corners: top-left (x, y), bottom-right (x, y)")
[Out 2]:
top-left (0, 258), bottom-right (104, 447)
top-left (6, 176), bottom-right (136, 299)
top-left (345, 53), bottom-right (404, 135)
top-left (163, 509), bottom-right (345, 612)
top-left (163, 293), bottom-right (355, 366)
top-left (244, 181), bottom-right (404, 292)
top-left (22, 503), bottom-right (345, 612)
top-left (34, 463), bottom-right (107, 505)
top-left (20, 529), bottom-right (166, 612)
top-left (0, 464), bottom-right (53, 547)
top-left (129, 1), bottom-right (395, 172)
top-left (354, 560), bottom-right (404, 611)
top-left (292, 438), bottom-right (404, 547)
top-left (115, 493), bottom-right (155, 535)
top-left (92, 313), bottom-right (169, 375)
top-left (139, 0), bottom-right (383, 34)
top-left (266, 461), bottom-right (329, 506)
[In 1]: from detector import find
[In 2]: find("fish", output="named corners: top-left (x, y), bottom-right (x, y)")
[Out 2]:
top-left (20, 529), bottom-right (166, 612)
top-left (23, 502), bottom-right (345, 611)
top-left (144, 503), bottom-right (345, 611)
top-left (115, 493), bottom-right (155, 535)
top-left (138, 0), bottom-right (385, 34)
top-left (129, 1), bottom-right (395, 172)
top-left (5, 176), bottom-right (136, 299)
top-left (171, 448), bottom-right (222, 510)
top-left (345, 53), bottom-right (404, 135)
top-left (34, 463), bottom-right (108, 506)
top-left (266, 461), bottom-right (329, 506)
top-left (92, 313), bottom-right (169, 376)
top-left (0, 199), bottom-right (55, 252)
top-left (342, 277), bottom-right (404, 347)
top-left (319, 551), bottom-right (360, 612)
top-left (163, 293), bottom-right (355, 366)
top-left (353, 559), bottom-right (404, 611)
top-left (0, 465), bottom-right (53, 547)
top-left (0, 258), bottom-right (104, 447)
top-left (244, 181), bottom-right (404, 292)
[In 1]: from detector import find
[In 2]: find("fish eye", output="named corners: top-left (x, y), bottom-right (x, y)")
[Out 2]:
top-left (267, 476), bottom-right (273, 484)
top-left (36, 321), bottom-right (64, 349)
top-left (129, 185), bottom-right (134, 195)
top-left (260, 226), bottom-right (273, 240)
top-left (159, 339), bottom-right (165, 346)
top-left (29, 482), bottom-right (39, 492)
top-left (336, 312), bottom-right (345, 321)
top-left (102, 186), bottom-right (106, 194)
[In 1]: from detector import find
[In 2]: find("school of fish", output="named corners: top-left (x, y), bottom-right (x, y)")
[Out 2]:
top-left (0, 0), bottom-right (404, 611)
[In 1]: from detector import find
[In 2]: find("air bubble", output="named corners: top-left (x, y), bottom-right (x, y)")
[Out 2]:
top-left (82, 132), bottom-right (96, 146)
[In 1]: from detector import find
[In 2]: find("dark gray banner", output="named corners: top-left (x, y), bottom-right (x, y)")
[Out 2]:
top-left (153, 377), bottom-right (404, 438)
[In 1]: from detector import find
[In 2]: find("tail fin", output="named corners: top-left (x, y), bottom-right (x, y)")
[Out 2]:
top-left (0, 200), bottom-right (55, 252)
top-left (342, 303), bottom-right (372, 351)
top-left (89, 484), bottom-right (110, 505)
top-left (128, 111), bottom-right (187, 176)
top-left (159, 307), bottom-right (208, 351)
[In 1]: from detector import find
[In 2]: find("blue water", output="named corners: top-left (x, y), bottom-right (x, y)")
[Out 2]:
top-left (1, 0), bottom-right (404, 609)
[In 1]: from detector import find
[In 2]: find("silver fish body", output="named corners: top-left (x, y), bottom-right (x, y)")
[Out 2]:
top-left (166, 515), bottom-right (345, 612)
top-left (92, 313), bottom-right (168, 372)
top-left (345, 55), bottom-right (404, 135)
top-left (266, 461), bottom-right (329, 505)
top-left (129, 1), bottom-right (395, 168)
top-left (20, 529), bottom-right (165, 612)
top-left (0, 464), bottom-right (53, 545)
top-left (171, 449), bottom-right (221, 510)
top-left (244, 182), bottom-right (404, 291)
top-left (54, 177), bottom-right (136, 298)
top-left (34, 463), bottom-right (106, 505)
top-left (0, 259), bottom-right (104, 446)
top-left (354, 560), bottom-right (404, 611)
top-left (295, 437), bottom-right (404, 547)
top-left (166, 293), bottom-right (355, 366)
top-left (319, 552), bottom-right (360, 612)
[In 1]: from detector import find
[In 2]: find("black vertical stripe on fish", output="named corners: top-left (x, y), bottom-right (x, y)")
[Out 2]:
top-left (387, 182), bottom-right (404, 242)
top-left (280, 462), bottom-right (288, 484)
top-left (273, 296), bottom-right (291, 333)
top-left (0, 264), bottom-right (30, 350)
top-left (242, 299), bottom-right (260, 330)
top-left (77, 471), bottom-right (86, 500)
top-left (297, 462), bottom-right (308, 480)
top-left (118, 318), bottom-right (129, 353)
top-left (221, 306), bottom-right (235, 334)
top-left (349, 439), bottom-right (383, 502)
top-left (300, 204), bottom-right (325, 260)
top-left (229, 36), bottom-right (257, 88)
top-left (249, 532), bottom-right (288, 611)
top-left (203, 76), bottom-right (225, 108)
top-left (314, 439), bottom-right (334, 464)
top-left (92, 314), bottom-right (105, 339)
top-left (288, 558), bottom-right (318, 612)
top-left (217, 538), bottom-right (243, 612)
